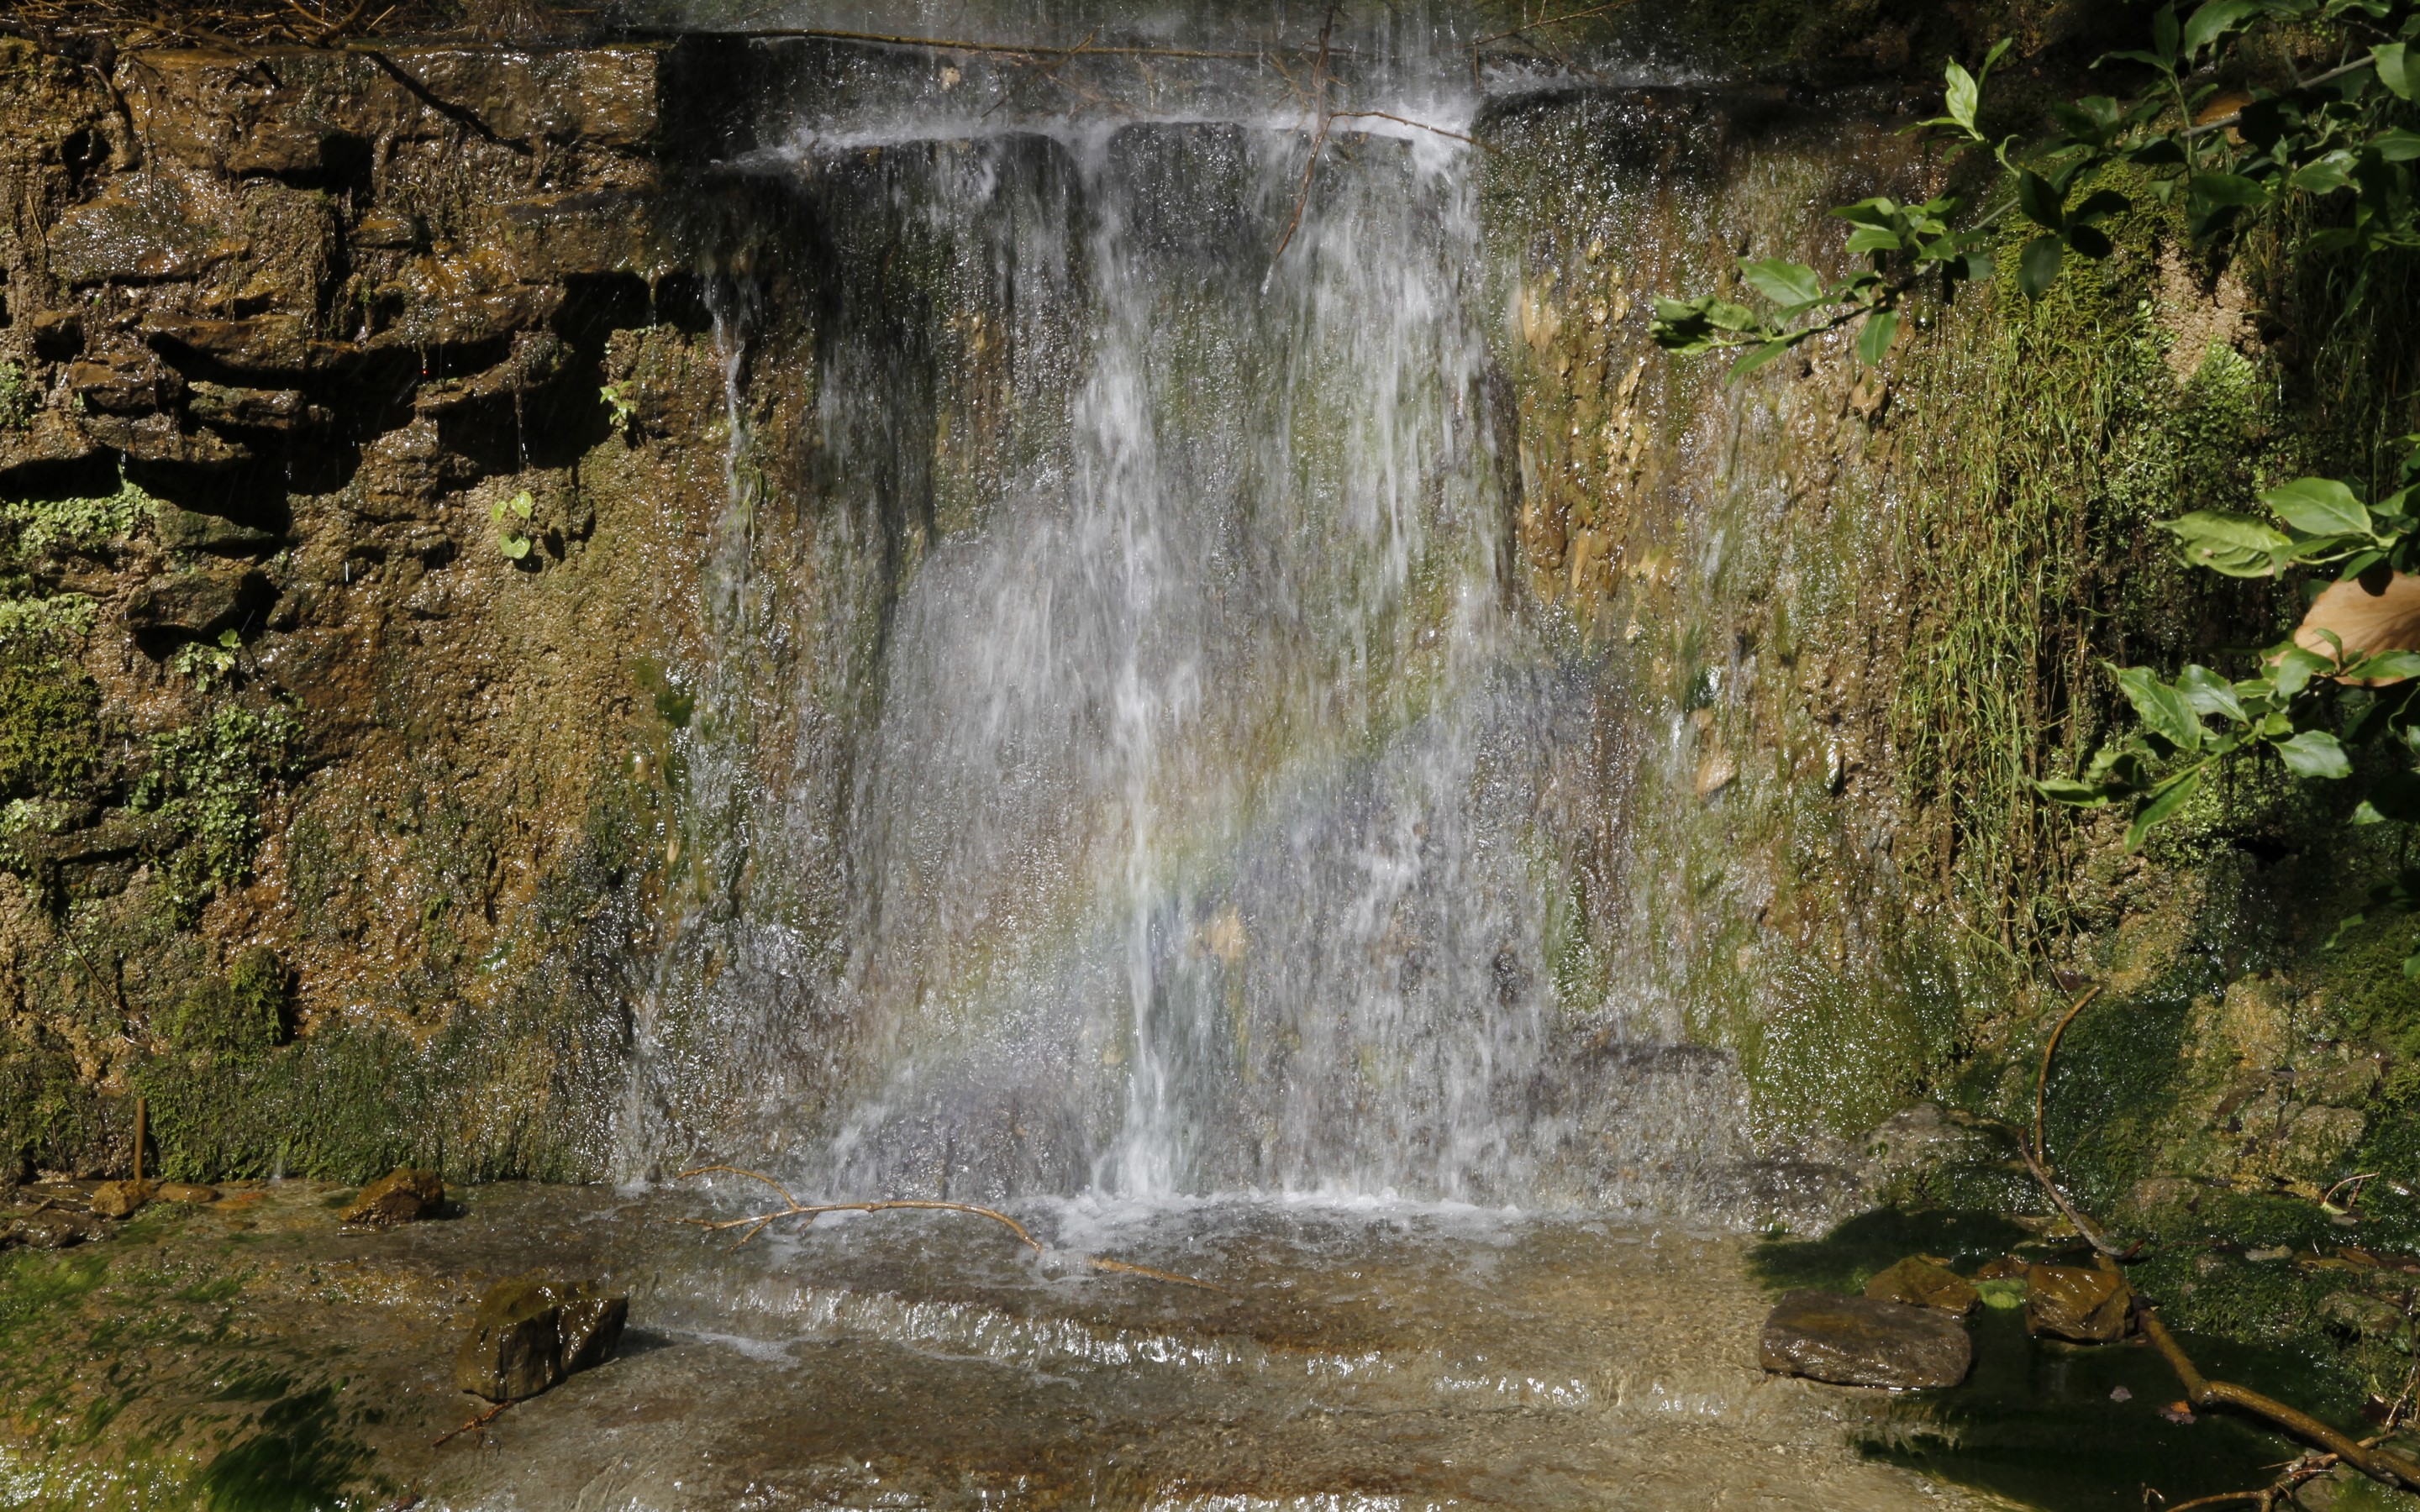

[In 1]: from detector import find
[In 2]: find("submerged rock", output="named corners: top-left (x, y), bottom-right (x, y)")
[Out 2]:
top-left (1863, 1257), bottom-right (1979, 1315)
top-left (157, 1183), bottom-right (220, 1205)
top-left (90, 1179), bottom-right (153, 1218)
top-left (2, 1206), bottom-right (100, 1249)
top-left (340, 1168), bottom-right (445, 1226)
top-left (1760, 1289), bottom-right (1973, 1389)
top-left (2024, 1264), bottom-right (2131, 1341)
top-left (455, 1276), bottom-right (629, 1402)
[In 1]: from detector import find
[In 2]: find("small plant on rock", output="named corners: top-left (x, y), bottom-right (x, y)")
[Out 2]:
top-left (492, 490), bottom-right (535, 561)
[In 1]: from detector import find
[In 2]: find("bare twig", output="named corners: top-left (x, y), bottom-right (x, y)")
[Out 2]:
top-left (676, 1166), bottom-right (1231, 1294)
top-left (1327, 110), bottom-right (1486, 149)
top-left (1270, 4), bottom-right (1339, 265)
top-left (2120, 1257), bottom-right (2420, 1492)
top-left (1470, 0), bottom-right (1648, 51)
top-left (2037, 983), bottom-right (2105, 1164)
top-left (431, 1399), bottom-right (512, 1448)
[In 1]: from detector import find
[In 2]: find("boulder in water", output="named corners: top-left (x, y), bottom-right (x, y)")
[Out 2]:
top-left (2024, 1263), bottom-right (2131, 1341)
top-left (340, 1168), bottom-right (444, 1226)
top-left (1760, 1289), bottom-right (1973, 1389)
top-left (1864, 1256), bottom-right (1979, 1315)
top-left (455, 1276), bottom-right (628, 1402)
top-left (158, 1182), bottom-right (220, 1204)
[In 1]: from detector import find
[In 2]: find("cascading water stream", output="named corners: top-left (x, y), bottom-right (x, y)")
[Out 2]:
top-left (616, 7), bottom-right (1776, 1217)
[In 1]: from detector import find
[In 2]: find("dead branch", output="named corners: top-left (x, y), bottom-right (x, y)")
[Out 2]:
top-left (2117, 1256), bottom-right (2420, 1492)
top-left (676, 1166), bottom-right (1231, 1294)
top-left (1327, 110), bottom-right (1486, 149)
top-left (1470, 0), bottom-right (1649, 52)
top-left (1270, 5), bottom-right (1340, 265)
top-left (431, 1399), bottom-right (512, 1448)
top-left (2035, 982), bottom-right (2103, 1165)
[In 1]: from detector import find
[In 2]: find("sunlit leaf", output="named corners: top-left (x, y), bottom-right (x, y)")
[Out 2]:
top-left (2034, 777), bottom-right (2114, 806)
top-left (2118, 665), bottom-right (2207, 750)
top-left (1739, 259), bottom-right (1825, 307)
top-left (1857, 309), bottom-right (1901, 368)
top-left (1944, 58), bottom-right (1981, 134)
top-left (2262, 476), bottom-right (2370, 535)
top-left (2276, 727), bottom-right (2354, 778)
top-left (2176, 664), bottom-right (2245, 720)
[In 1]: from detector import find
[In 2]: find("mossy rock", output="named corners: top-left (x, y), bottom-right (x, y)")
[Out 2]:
top-left (161, 946), bottom-right (292, 1063)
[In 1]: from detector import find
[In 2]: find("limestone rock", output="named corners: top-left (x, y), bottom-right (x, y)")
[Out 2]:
top-left (455, 1276), bottom-right (629, 1402)
top-left (90, 1179), bottom-right (154, 1218)
top-left (1864, 1256), bottom-right (1979, 1315)
top-left (2024, 1264), bottom-right (2131, 1341)
top-left (126, 562), bottom-right (272, 635)
top-left (157, 1183), bottom-right (220, 1204)
top-left (339, 1168), bottom-right (444, 1226)
top-left (1760, 1289), bottom-right (1973, 1389)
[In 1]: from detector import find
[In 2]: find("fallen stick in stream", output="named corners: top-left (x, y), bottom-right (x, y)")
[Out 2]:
top-left (2024, 982), bottom-right (2420, 1495)
top-left (675, 1166), bottom-right (1231, 1294)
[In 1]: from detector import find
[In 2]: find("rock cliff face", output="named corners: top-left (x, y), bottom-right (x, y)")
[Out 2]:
top-left (0, 39), bottom-right (740, 1181)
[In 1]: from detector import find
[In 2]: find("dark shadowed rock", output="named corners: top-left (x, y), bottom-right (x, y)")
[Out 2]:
top-left (2025, 1264), bottom-right (2131, 1341)
top-left (455, 1276), bottom-right (629, 1402)
top-left (1864, 1256), bottom-right (1979, 1315)
top-left (2, 1206), bottom-right (100, 1249)
top-left (1760, 1289), bottom-right (1973, 1389)
top-left (339, 1168), bottom-right (444, 1226)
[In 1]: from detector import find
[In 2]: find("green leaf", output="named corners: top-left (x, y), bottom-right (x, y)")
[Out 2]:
top-left (1857, 309), bottom-right (1901, 368)
top-left (2068, 189), bottom-right (2133, 224)
top-left (2291, 151), bottom-right (2356, 194)
top-left (2117, 665), bottom-right (2206, 750)
top-left (2183, 0), bottom-right (2265, 55)
top-left (2128, 763), bottom-right (2204, 850)
top-left (2018, 235), bottom-right (2065, 300)
top-left (2323, 911), bottom-right (2367, 947)
top-left (1944, 58), bottom-right (1981, 134)
top-left (2175, 664), bottom-right (2245, 720)
top-left (2161, 511), bottom-right (2291, 575)
top-left (1842, 226), bottom-right (1905, 257)
top-left (2374, 127), bottom-right (2420, 162)
top-left (2261, 476), bottom-right (2370, 536)
top-left (511, 490), bottom-right (535, 520)
top-left (2016, 171), bottom-right (2067, 230)
top-left (2034, 777), bottom-right (2114, 806)
top-left (2347, 650), bottom-right (2420, 682)
top-left (2270, 643), bottom-right (2337, 698)
top-left (500, 534), bottom-right (532, 560)
top-left (1729, 340), bottom-right (1795, 379)
top-left (2275, 728), bottom-right (2353, 778)
top-left (2377, 42), bottom-right (2416, 102)
top-left (2190, 171), bottom-right (2270, 210)
top-left (2065, 223), bottom-right (2116, 260)
top-left (1739, 259), bottom-right (1825, 307)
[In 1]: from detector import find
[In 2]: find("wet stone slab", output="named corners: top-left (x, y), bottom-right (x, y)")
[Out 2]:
top-left (0, 1183), bottom-right (2012, 1510)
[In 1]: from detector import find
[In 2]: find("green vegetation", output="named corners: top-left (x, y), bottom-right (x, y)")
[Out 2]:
top-left (491, 488), bottom-right (535, 559)
top-left (126, 701), bottom-right (303, 921)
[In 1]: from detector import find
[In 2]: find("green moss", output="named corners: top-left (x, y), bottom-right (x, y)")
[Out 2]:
top-left (1, 475), bottom-right (155, 560)
top-left (128, 701), bottom-right (304, 920)
top-left (0, 359), bottom-right (31, 430)
top-left (0, 653), bottom-right (101, 805)
top-left (162, 947), bottom-right (292, 1064)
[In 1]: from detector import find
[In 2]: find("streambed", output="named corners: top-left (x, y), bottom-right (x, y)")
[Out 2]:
top-left (2, 1183), bottom-right (2005, 1510)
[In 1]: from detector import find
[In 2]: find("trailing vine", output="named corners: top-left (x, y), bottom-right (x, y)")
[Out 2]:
top-left (1654, 0), bottom-right (2420, 948)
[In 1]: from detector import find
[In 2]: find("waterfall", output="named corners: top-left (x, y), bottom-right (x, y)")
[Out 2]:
top-left (618, 7), bottom-right (1775, 1213)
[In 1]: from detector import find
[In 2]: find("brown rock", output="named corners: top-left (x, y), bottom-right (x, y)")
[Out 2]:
top-left (455, 1276), bottom-right (629, 1402)
top-left (90, 1179), bottom-right (154, 1218)
top-left (157, 1183), bottom-right (220, 1204)
top-left (1760, 1289), bottom-right (1973, 1389)
top-left (2025, 1264), bottom-right (2132, 1341)
top-left (126, 563), bottom-right (272, 636)
top-left (1, 1208), bottom-right (100, 1249)
top-left (1865, 1256), bottom-right (1980, 1315)
top-left (339, 1168), bottom-right (445, 1226)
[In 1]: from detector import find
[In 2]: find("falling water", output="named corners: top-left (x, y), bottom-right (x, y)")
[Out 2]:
top-left (618, 6), bottom-right (1778, 1214)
